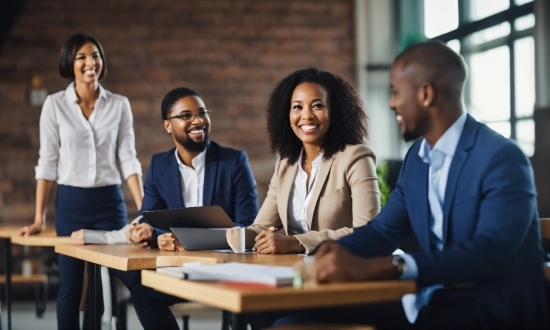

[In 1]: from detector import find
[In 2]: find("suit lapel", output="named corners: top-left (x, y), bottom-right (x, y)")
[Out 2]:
top-left (279, 160), bottom-right (297, 233)
top-left (167, 149), bottom-right (185, 208)
top-left (203, 142), bottom-right (217, 206)
top-left (418, 162), bottom-right (432, 251)
top-left (442, 115), bottom-right (477, 244)
top-left (306, 156), bottom-right (334, 229)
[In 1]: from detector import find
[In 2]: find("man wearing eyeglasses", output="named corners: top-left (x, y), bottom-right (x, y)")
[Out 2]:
top-left (72, 86), bottom-right (258, 247)
top-left (71, 87), bottom-right (259, 330)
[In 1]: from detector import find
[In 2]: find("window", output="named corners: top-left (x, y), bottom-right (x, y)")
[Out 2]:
top-left (423, 0), bottom-right (535, 156)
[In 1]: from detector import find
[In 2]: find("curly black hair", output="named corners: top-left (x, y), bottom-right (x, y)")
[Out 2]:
top-left (266, 67), bottom-right (368, 165)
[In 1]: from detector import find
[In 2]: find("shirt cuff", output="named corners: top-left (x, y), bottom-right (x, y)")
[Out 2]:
top-left (399, 253), bottom-right (418, 280)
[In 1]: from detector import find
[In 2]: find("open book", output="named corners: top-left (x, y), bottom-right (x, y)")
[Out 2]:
top-left (156, 262), bottom-right (294, 286)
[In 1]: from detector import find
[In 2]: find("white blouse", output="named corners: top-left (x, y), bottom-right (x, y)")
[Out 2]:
top-left (35, 83), bottom-right (142, 187)
top-left (287, 151), bottom-right (323, 235)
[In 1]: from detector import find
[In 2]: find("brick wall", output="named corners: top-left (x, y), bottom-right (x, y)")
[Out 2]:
top-left (0, 0), bottom-right (356, 224)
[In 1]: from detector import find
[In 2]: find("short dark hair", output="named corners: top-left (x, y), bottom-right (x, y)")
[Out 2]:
top-left (161, 87), bottom-right (203, 120)
top-left (266, 68), bottom-right (368, 164)
top-left (58, 33), bottom-right (107, 80)
top-left (394, 40), bottom-right (468, 101)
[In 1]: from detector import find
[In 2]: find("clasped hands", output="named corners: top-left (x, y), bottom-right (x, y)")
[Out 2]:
top-left (252, 226), bottom-right (301, 254)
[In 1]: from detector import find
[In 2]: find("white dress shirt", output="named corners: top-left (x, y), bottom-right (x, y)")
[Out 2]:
top-left (287, 151), bottom-right (323, 235)
top-left (175, 148), bottom-right (206, 208)
top-left (400, 112), bottom-right (467, 322)
top-left (35, 83), bottom-right (142, 187)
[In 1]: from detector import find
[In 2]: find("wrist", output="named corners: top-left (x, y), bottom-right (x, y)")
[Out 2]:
top-left (391, 255), bottom-right (406, 278)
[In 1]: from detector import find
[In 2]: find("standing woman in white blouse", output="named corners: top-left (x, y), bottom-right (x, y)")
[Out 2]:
top-left (18, 33), bottom-right (143, 330)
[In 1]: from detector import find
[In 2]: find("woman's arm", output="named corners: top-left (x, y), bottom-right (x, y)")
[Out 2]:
top-left (126, 173), bottom-right (143, 210)
top-left (294, 145), bottom-right (381, 253)
top-left (244, 159), bottom-right (283, 247)
top-left (19, 179), bottom-right (54, 236)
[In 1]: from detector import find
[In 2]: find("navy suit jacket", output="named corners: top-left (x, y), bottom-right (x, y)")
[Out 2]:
top-left (139, 141), bottom-right (259, 245)
top-left (339, 115), bottom-right (548, 327)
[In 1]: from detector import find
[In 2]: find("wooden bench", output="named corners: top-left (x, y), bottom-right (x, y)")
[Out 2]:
top-left (0, 273), bottom-right (49, 317)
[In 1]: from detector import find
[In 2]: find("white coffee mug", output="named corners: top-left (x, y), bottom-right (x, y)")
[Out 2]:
top-left (227, 227), bottom-right (245, 253)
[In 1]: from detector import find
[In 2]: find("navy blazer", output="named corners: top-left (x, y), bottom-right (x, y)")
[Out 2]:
top-left (339, 115), bottom-right (548, 327)
top-left (139, 141), bottom-right (259, 244)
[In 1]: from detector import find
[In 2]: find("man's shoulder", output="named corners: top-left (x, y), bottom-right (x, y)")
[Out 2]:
top-left (150, 148), bottom-right (177, 163)
top-left (208, 141), bottom-right (247, 160)
top-left (468, 120), bottom-right (524, 156)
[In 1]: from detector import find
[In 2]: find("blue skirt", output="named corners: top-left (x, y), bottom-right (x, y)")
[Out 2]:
top-left (55, 184), bottom-right (127, 236)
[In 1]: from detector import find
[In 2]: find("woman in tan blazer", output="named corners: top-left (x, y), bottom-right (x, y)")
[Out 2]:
top-left (240, 68), bottom-right (381, 254)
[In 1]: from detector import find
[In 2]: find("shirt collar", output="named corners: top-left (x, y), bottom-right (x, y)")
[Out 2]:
top-left (174, 148), bottom-right (207, 169)
top-left (418, 112), bottom-right (467, 163)
top-left (65, 82), bottom-right (107, 104)
top-left (297, 150), bottom-right (324, 168)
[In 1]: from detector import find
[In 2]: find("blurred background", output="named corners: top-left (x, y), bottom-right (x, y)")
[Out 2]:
top-left (0, 0), bottom-right (549, 225)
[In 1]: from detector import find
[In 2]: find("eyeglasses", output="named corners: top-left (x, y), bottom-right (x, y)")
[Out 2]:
top-left (166, 110), bottom-right (211, 122)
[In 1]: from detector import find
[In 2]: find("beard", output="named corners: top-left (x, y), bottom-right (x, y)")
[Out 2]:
top-left (175, 133), bottom-right (209, 153)
top-left (402, 130), bottom-right (419, 142)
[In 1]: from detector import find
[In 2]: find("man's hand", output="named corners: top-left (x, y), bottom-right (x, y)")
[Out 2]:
top-left (158, 233), bottom-right (184, 251)
top-left (71, 229), bottom-right (85, 245)
top-left (128, 223), bottom-right (153, 246)
top-left (18, 223), bottom-right (44, 236)
top-left (313, 241), bottom-right (398, 283)
top-left (254, 228), bottom-right (300, 254)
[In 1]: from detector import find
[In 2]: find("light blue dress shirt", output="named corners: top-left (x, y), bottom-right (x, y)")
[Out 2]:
top-left (400, 112), bottom-right (467, 322)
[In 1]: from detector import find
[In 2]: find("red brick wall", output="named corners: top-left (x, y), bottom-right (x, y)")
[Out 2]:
top-left (0, 0), bottom-right (356, 224)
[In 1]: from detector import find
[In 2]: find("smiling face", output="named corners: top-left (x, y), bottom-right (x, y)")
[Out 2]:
top-left (389, 61), bottom-right (430, 142)
top-left (164, 95), bottom-right (211, 152)
top-left (289, 82), bottom-right (331, 148)
top-left (73, 42), bottom-right (103, 86)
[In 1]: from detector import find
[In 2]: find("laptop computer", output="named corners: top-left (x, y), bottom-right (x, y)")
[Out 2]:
top-left (170, 227), bottom-right (231, 250)
top-left (141, 205), bottom-right (235, 231)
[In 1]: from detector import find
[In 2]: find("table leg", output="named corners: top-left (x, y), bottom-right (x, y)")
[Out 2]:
top-left (230, 312), bottom-right (248, 330)
top-left (4, 239), bottom-right (12, 330)
top-left (87, 262), bottom-right (101, 330)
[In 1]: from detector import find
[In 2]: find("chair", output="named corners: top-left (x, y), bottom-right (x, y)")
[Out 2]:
top-left (169, 302), bottom-right (213, 330)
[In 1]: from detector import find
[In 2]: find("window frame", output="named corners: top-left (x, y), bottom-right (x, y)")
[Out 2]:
top-left (428, 0), bottom-right (535, 141)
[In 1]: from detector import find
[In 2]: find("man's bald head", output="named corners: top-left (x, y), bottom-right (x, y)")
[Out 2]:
top-left (393, 41), bottom-right (468, 103)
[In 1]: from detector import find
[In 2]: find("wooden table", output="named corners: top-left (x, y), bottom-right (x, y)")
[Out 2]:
top-left (142, 270), bottom-right (416, 312)
top-left (0, 228), bottom-right (70, 330)
top-left (141, 270), bottom-right (416, 330)
top-left (54, 243), bottom-right (305, 330)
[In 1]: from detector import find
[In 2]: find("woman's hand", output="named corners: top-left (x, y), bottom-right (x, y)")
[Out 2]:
top-left (254, 229), bottom-right (300, 254)
top-left (128, 223), bottom-right (153, 246)
top-left (71, 229), bottom-right (85, 245)
top-left (18, 223), bottom-right (44, 236)
top-left (158, 232), bottom-right (184, 251)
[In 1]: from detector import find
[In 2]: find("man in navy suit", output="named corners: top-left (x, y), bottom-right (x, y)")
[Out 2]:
top-left (127, 87), bottom-right (258, 248)
top-left (264, 41), bottom-right (549, 329)
top-left (73, 87), bottom-right (259, 330)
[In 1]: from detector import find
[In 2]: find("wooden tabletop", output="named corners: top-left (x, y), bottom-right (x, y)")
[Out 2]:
top-left (141, 270), bottom-right (416, 313)
top-left (11, 230), bottom-right (71, 246)
top-left (0, 227), bottom-right (22, 239)
top-left (55, 244), bottom-right (304, 271)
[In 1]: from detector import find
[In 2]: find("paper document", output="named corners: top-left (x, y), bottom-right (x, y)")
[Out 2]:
top-left (157, 262), bottom-right (294, 286)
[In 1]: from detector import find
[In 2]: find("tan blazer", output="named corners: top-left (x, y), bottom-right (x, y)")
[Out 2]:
top-left (246, 144), bottom-right (381, 253)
